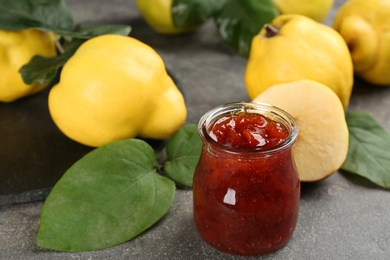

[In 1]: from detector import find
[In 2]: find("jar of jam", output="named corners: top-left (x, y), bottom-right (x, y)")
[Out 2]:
top-left (193, 102), bottom-right (300, 256)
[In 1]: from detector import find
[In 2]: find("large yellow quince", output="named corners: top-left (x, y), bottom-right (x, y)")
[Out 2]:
top-left (0, 28), bottom-right (56, 102)
top-left (245, 14), bottom-right (354, 109)
top-left (272, 0), bottom-right (334, 22)
top-left (49, 34), bottom-right (187, 147)
top-left (334, 0), bottom-right (390, 86)
top-left (135, 0), bottom-right (193, 34)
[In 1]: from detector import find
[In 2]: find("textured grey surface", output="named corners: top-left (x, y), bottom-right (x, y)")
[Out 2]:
top-left (1, 0), bottom-right (390, 259)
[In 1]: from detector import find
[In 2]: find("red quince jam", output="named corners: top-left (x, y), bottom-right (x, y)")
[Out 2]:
top-left (193, 112), bottom-right (300, 256)
top-left (209, 113), bottom-right (289, 150)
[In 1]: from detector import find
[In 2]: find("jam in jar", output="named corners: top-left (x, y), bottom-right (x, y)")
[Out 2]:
top-left (193, 102), bottom-right (300, 256)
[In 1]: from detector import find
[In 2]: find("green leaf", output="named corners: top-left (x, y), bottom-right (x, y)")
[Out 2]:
top-left (171, 0), bottom-right (215, 28)
top-left (164, 124), bottom-right (202, 187)
top-left (19, 39), bottom-right (85, 85)
top-left (341, 111), bottom-right (390, 189)
top-left (213, 0), bottom-right (278, 57)
top-left (0, 0), bottom-right (131, 37)
top-left (0, 0), bottom-right (74, 31)
top-left (56, 24), bottom-right (132, 39)
top-left (36, 139), bottom-right (176, 252)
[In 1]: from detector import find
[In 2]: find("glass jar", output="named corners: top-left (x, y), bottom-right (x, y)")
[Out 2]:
top-left (193, 102), bottom-right (300, 256)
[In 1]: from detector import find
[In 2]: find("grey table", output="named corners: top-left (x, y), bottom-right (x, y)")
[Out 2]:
top-left (1, 0), bottom-right (390, 259)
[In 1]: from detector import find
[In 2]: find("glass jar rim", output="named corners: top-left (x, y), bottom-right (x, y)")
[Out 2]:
top-left (198, 101), bottom-right (299, 155)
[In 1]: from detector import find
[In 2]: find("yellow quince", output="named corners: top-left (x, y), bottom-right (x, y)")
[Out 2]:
top-left (272, 0), bottom-right (334, 22)
top-left (49, 34), bottom-right (187, 147)
top-left (0, 28), bottom-right (56, 102)
top-left (245, 14), bottom-right (354, 109)
top-left (334, 0), bottom-right (390, 85)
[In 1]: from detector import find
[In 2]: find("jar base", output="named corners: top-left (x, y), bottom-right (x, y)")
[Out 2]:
top-left (198, 232), bottom-right (292, 256)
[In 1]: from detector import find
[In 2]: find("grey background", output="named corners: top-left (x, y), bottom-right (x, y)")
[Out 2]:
top-left (1, 0), bottom-right (390, 259)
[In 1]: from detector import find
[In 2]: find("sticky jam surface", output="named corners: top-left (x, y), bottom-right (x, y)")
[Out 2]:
top-left (209, 113), bottom-right (289, 150)
top-left (193, 112), bottom-right (300, 256)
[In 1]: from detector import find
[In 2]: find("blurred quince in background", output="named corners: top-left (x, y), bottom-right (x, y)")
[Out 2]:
top-left (272, 0), bottom-right (334, 22)
top-left (0, 29), bottom-right (56, 102)
top-left (334, 0), bottom-right (390, 86)
top-left (245, 14), bottom-right (353, 110)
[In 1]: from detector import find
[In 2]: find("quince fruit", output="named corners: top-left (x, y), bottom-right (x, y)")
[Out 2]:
top-left (0, 28), bottom-right (56, 102)
top-left (135, 0), bottom-right (193, 34)
top-left (245, 14), bottom-right (354, 110)
top-left (333, 0), bottom-right (390, 85)
top-left (272, 0), bottom-right (334, 22)
top-left (254, 80), bottom-right (349, 182)
top-left (49, 34), bottom-right (187, 147)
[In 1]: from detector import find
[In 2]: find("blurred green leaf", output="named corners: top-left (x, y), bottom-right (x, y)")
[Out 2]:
top-left (213, 0), bottom-right (278, 57)
top-left (172, 0), bottom-right (215, 28)
top-left (0, 0), bottom-right (73, 31)
top-left (57, 24), bottom-right (131, 39)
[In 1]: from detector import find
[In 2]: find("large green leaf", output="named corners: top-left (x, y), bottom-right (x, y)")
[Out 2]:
top-left (341, 111), bottom-right (390, 189)
top-left (0, 0), bottom-right (74, 31)
top-left (164, 124), bottom-right (202, 187)
top-left (213, 0), bottom-right (278, 57)
top-left (36, 139), bottom-right (176, 252)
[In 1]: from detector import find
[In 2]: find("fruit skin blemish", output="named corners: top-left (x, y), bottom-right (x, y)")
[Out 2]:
top-left (193, 102), bottom-right (300, 256)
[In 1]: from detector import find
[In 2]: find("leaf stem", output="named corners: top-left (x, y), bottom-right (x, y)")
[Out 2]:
top-left (55, 40), bottom-right (65, 54)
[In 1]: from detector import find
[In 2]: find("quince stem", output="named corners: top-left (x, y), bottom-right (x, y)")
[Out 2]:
top-left (265, 24), bottom-right (279, 38)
